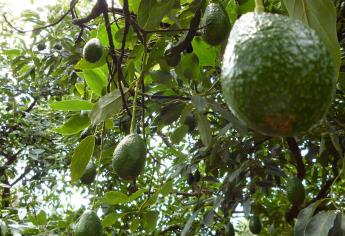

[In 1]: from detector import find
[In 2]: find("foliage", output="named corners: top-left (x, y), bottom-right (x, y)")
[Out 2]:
top-left (0, 0), bottom-right (345, 235)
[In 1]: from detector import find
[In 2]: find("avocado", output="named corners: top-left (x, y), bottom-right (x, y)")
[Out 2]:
top-left (37, 42), bottom-right (46, 51)
top-left (286, 177), bottom-right (305, 206)
top-left (83, 38), bottom-right (103, 63)
top-left (221, 12), bottom-right (336, 137)
top-left (225, 222), bottom-right (235, 236)
top-left (249, 215), bottom-right (262, 235)
top-left (80, 162), bottom-right (97, 185)
top-left (201, 3), bottom-right (231, 46)
top-left (164, 44), bottom-right (181, 67)
top-left (112, 134), bottom-right (146, 180)
top-left (75, 210), bottom-right (103, 236)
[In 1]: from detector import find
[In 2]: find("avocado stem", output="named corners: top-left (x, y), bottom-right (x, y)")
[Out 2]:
top-left (255, 0), bottom-right (265, 12)
top-left (130, 79), bottom-right (140, 134)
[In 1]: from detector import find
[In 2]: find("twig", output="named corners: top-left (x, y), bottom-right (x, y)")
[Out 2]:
top-left (142, 93), bottom-right (191, 101)
top-left (3, 7), bottom-right (72, 34)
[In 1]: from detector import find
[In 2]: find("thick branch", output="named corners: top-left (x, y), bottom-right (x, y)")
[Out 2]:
top-left (286, 137), bottom-right (305, 180)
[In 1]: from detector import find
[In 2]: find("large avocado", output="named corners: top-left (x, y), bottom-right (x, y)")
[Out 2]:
top-left (286, 177), bottom-right (305, 206)
top-left (201, 3), bottom-right (231, 46)
top-left (83, 38), bottom-right (103, 63)
top-left (221, 12), bottom-right (336, 137)
top-left (75, 210), bottom-right (103, 236)
top-left (112, 134), bottom-right (146, 180)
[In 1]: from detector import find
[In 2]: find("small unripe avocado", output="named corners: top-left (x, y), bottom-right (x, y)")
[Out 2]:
top-left (201, 3), bottom-right (231, 46)
top-left (75, 210), bottom-right (103, 236)
top-left (225, 222), bottom-right (235, 236)
top-left (83, 38), bottom-right (103, 63)
top-left (112, 134), bottom-right (146, 180)
top-left (249, 215), bottom-right (262, 235)
top-left (80, 162), bottom-right (97, 185)
top-left (164, 44), bottom-right (181, 67)
top-left (37, 42), bottom-right (46, 51)
top-left (286, 177), bottom-right (305, 206)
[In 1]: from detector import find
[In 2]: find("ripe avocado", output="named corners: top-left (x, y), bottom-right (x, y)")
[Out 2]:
top-left (112, 134), bottom-right (146, 180)
top-left (221, 12), bottom-right (336, 137)
top-left (80, 162), bottom-right (97, 185)
top-left (249, 215), bottom-right (262, 235)
top-left (75, 210), bottom-right (103, 236)
top-left (201, 3), bottom-right (231, 46)
top-left (83, 38), bottom-right (103, 63)
top-left (286, 177), bottom-right (305, 206)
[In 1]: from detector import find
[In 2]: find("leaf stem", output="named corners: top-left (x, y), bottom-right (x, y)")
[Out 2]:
top-left (255, 0), bottom-right (265, 13)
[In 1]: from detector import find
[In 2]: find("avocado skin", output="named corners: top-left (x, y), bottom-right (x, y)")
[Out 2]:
top-left (75, 210), bottom-right (103, 236)
top-left (112, 134), bottom-right (146, 180)
top-left (80, 162), bottom-right (97, 185)
top-left (221, 12), bottom-right (336, 137)
top-left (286, 177), bottom-right (305, 206)
top-left (201, 3), bottom-right (231, 46)
top-left (83, 38), bottom-right (103, 63)
top-left (249, 215), bottom-right (262, 235)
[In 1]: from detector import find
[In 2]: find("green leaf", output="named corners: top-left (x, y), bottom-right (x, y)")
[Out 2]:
top-left (137, 0), bottom-right (177, 30)
top-left (79, 68), bottom-right (108, 96)
top-left (128, 189), bottom-right (147, 201)
top-left (294, 199), bottom-right (327, 235)
top-left (50, 100), bottom-right (94, 111)
top-left (160, 180), bottom-right (173, 196)
top-left (102, 213), bottom-right (117, 228)
top-left (283, 0), bottom-right (341, 77)
top-left (305, 211), bottom-right (337, 236)
top-left (181, 209), bottom-right (201, 236)
top-left (102, 191), bottom-right (129, 205)
top-left (192, 37), bottom-right (220, 66)
top-left (130, 218), bottom-right (140, 232)
top-left (90, 89), bottom-right (128, 125)
top-left (54, 114), bottom-right (90, 135)
top-left (196, 112), bottom-right (212, 148)
top-left (192, 95), bottom-right (208, 113)
top-left (171, 125), bottom-right (189, 144)
top-left (141, 211), bottom-right (158, 232)
top-left (70, 135), bottom-right (95, 183)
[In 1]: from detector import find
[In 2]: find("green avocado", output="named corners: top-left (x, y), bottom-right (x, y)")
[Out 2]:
top-left (225, 222), bottom-right (235, 236)
top-left (83, 38), bottom-right (103, 63)
top-left (37, 42), bottom-right (46, 51)
top-left (201, 3), bottom-right (231, 46)
top-left (112, 134), bottom-right (146, 180)
top-left (80, 162), bottom-right (97, 185)
top-left (249, 215), bottom-right (262, 235)
top-left (221, 12), bottom-right (336, 137)
top-left (164, 44), bottom-right (181, 67)
top-left (75, 210), bottom-right (103, 236)
top-left (286, 177), bottom-right (305, 206)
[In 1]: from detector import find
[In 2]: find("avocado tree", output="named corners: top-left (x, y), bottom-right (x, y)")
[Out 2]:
top-left (0, 0), bottom-right (345, 235)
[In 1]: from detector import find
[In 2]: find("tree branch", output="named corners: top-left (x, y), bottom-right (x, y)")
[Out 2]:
top-left (286, 137), bottom-right (305, 180)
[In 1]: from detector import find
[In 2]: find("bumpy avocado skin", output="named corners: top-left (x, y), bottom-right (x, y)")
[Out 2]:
top-left (80, 162), bottom-right (97, 185)
top-left (201, 3), bottom-right (231, 46)
top-left (75, 210), bottom-right (103, 236)
top-left (112, 134), bottom-right (146, 180)
top-left (221, 12), bottom-right (336, 137)
top-left (286, 177), bottom-right (305, 206)
top-left (83, 38), bottom-right (103, 63)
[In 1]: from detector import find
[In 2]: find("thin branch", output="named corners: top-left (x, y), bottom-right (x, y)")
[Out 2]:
top-left (10, 167), bottom-right (31, 187)
top-left (142, 93), bottom-right (191, 101)
top-left (3, 8), bottom-right (71, 34)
